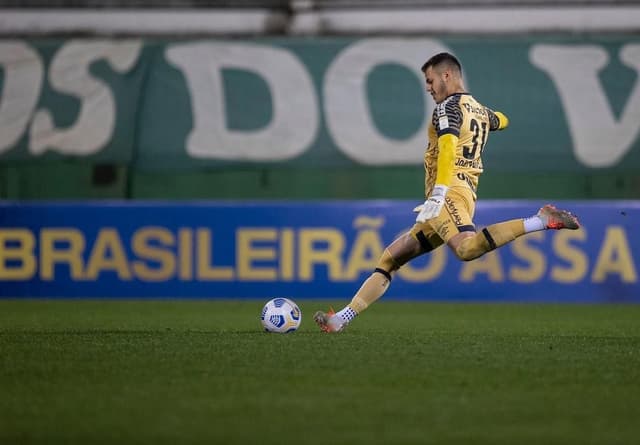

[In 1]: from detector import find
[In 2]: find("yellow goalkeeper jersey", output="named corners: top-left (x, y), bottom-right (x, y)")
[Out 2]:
top-left (424, 93), bottom-right (504, 199)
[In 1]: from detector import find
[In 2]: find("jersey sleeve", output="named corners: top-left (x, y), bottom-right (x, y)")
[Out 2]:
top-left (433, 97), bottom-right (463, 137)
top-left (487, 108), bottom-right (509, 131)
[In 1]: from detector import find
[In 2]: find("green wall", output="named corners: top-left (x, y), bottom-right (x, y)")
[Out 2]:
top-left (2, 36), bottom-right (640, 200)
top-left (2, 164), bottom-right (638, 200)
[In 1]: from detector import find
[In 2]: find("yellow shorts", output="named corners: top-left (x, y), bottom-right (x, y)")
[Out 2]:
top-left (410, 186), bottom-right (477, 251)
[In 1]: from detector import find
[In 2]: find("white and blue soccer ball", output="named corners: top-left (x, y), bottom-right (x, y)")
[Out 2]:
top-left (260, 298), bottom-right (302, 333)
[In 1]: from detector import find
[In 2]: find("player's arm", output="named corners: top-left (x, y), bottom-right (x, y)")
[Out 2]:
top-left (415, 133), bottom-right (456, 223)
top-left (488, 108), bottom-right (509, 131)
top-left (416, 101), bottom-right (461, 223)
top-left (434, 133), bottom-right (456, 187)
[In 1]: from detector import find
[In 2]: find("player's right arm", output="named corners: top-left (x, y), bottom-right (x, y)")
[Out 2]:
top-left (415, 98), bottom-right (462, 223)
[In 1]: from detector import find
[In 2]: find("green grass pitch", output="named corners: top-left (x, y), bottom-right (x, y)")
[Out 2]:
top-left (1, 299), bottom-right (639, 445)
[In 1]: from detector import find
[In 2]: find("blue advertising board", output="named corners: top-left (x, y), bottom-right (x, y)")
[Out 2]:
top-left (0, 201), bottom-right (637, 302)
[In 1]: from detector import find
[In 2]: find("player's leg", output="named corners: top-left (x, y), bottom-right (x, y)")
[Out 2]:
top-left (449, 203), bottom-right (580, 261)
top-left (314, 227), bottom-right (444, 333)
top-left (328, 188), bottom-right (476, 323)
top-left (343, 229), bottom-right (443, 315)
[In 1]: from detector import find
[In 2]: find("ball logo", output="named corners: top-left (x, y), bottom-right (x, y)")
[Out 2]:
top-left (269, 314), bottom-right (286, 328)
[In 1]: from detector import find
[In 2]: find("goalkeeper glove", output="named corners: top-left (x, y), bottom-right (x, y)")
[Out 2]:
top-left (415, 185), bottom-right (448, 223)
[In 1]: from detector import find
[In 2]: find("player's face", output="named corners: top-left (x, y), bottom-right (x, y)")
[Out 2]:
top-left (424, 66), bottom-right (448, 104)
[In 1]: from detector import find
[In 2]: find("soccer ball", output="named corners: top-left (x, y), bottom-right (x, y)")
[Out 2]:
top-left (260, 298), bottom-right (302, 333)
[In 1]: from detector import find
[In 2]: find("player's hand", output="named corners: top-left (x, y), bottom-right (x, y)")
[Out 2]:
top-left (415, 197), bottom-right (444, 223)
top-left (495, 111), bottom-right (509, 130)
top-left (415, 185), bottom-right (448, 223)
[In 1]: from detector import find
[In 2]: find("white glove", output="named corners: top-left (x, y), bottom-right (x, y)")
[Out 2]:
top-left (415, 185), bottom-right (448, 223)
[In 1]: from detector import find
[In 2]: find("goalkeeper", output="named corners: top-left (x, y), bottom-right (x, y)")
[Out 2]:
top-left (315, 52), bottom-right (580, 333)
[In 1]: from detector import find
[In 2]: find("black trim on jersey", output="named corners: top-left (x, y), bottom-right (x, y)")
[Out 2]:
top-left (433, 93), bottom-right (464, 138)
top-left (438, 127), bottom-right (460, 137)
top-left (374, 267), bottom-right (392, 281)
top-left (457, 225), bottom-right (476, 233)
top-left (487, 108), bottom-right (501, 131)
top-left (416, 231), bottom-right (435, 252)
top-left (482, 228), bottom-right (497, 250)
top-left (440, 92), bottom-right (470, 102)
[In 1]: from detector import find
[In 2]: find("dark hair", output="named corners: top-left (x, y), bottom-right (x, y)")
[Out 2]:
top-left (421, 52), bottom-right (462, 74)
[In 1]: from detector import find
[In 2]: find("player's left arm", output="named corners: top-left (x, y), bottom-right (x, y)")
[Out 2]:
top-left (487, 108), bottom-right (509, 131)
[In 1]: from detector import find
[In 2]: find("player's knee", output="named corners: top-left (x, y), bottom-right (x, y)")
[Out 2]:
top-left (376, 248), bottom-right (400, 274)
top-left (454, 236), bottom-right (485, 262)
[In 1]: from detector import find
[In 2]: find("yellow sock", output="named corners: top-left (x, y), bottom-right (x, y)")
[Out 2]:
top-left (456, 219), bottom-right (525, 261)
top-left (482, 219), bottom-right (526, 248)
top-left (347, 271), bottom-right (391, 314)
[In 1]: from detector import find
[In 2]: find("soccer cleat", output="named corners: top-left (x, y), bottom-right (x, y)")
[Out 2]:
top-left (537, 204), bottom-right (580, 230)
top-left (313, 308), bottom-right (347, 333)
